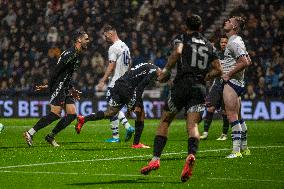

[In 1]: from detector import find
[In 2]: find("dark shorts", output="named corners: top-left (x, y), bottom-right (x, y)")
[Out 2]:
top-left (164, 78), bottom-right (206, 114)
top-left (206, 78), bottom-right (224, 109)
top-left (49, 89), bottom-right (75, 106)
top-left (108, 81), bottom-right (136, 109)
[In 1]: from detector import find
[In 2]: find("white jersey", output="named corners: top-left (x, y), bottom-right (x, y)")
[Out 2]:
top-left (108, 40), bottom-right (131, 88)
top-left (222, 35), bottom-right (248, 87)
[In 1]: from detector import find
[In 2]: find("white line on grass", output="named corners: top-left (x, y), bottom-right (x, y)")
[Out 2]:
top-left (207, 177), bottom-right (284, 183)
top-left (0, 145), bottom-right (283, 170)
top-left (0, 170), bottom-right (173, 178)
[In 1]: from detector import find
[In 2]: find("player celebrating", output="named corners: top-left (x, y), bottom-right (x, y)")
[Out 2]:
top-left (140, 15), bottom-right (222, 182)
top-left (96, 24), bottom-right (135, 143)
top-left (23, 30), bottom-right (90, 147)
top-left (75, 63), bottom-right (162, 137)
top-left (222, 16), bottom-right (251, 158)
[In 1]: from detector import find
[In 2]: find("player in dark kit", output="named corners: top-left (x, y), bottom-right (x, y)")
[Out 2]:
top-left (200, 36), bottom-right (230, 140)
top-left (75, 63), bottom-right (162, 135)
top-left (24, 31), bottom-right (90, 147)
top-left (140, 15), bottom-right (222, 182)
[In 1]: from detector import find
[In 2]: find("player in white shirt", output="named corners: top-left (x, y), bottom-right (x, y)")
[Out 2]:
top-left (97, 25), bottom-right (135, 143)
top-left (222, 16), bottom-right (251, 158)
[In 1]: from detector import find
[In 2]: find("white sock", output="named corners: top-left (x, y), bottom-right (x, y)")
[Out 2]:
top-left (28, 128), bottom-right (36, 136)
top-left (202, 132), bottom-right (208, 136)
top-left (118, 111), bottom-right (131, 130)
top-left (110, 116), bottom-right (119, 139)
top-left (231, 121), bottom-right (242, 153)
top-left (240, 119), bottom-right (248, 150)
top-left (152, 156), bottom-right (160, 161)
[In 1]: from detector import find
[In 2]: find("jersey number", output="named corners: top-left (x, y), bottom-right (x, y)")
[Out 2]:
top-left (123, 50), bottom-right (130, 66)
top-left (190, 44), bottom-right (209, 69)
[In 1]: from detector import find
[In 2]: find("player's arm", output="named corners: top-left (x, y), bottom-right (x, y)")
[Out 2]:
top-left (223, 42), bottom-right (251, 81)
top-left (225, 55), bottom-right (251, 81)
top-left (158, 43), bottom-right (183, 82)
top-left (205, 59), bottom-right (223, 81)
top-left (35, 51), bottom-right (70, 92)
top-left (97, 60), bottom-right (116, 91)
top-left (35, 84), bottom-right (48, 91)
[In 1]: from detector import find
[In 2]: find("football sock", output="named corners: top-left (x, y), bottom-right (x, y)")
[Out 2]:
top-left (50, 114), bottom-right (76, 137)
top-left (153, 135), bottom-right (167, 159)
top-left (118, 111), bottom-right (131, 130)
top-left (188, 137), bottom-right (199, 155)
top-left (203, 111), bottom-right (213, 132)
top-left (84, 111), bottom-right (105, 122)
top-left (110, 115), bottom-right (119, 139)
top-left (29, 112), bottom-right (60, 136)
top-left (133, 121), bottom-right (144, 145)
top-left (222, 114), bottom-right (229, 134)
top-left (230, 120), bottom-right (242, 152)
top-left (240, 119), bottom-right (248, 150)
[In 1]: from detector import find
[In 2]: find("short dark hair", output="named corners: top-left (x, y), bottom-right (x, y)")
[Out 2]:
top-left (233, 16), bottom-right (245, 31)
top-left (103, 24), bottom-right (116, 33)
top-left (73, 30), bottom-right (87, 42)
top-left (220, 35), bottom-right (228, 39)
top-left (186, 14), bottom-right (202, 31)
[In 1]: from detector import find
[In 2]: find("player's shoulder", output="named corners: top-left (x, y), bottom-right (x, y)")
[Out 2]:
top-left (229, 35), bottom-right (244, 45)
top-left (172, 33), bottom-right (184, 45)
top-left (109, 40), bottom-right (127, 52)
top-left (61, 47), bottom-right (75, 57)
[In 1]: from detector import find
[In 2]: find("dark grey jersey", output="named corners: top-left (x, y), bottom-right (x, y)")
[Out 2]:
top-left (49, 47), bottom-right (82, 93)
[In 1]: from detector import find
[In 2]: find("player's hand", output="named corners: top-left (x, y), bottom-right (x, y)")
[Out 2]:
top-left (96, 80), bottom-right (105, 91)
top-left (158, 70), bottom-right (171, 83)
top-left (204, 74), bottom-right (210, 81)
top-left (69, 88), bottom-right (82, 100)
top-left (35, 85), bottom-right (48, 92)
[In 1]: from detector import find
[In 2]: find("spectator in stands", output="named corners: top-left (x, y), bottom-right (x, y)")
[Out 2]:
top-left (0, 0), bottom-right (282, 99)
top-left (244, 84), bottom-right (256, 100)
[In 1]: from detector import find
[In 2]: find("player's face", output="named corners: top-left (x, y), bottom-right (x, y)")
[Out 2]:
top-left (224, 18), bottom-right (237, 32)
top-left (80, 34), bottom-right (90, 50)
top-left (104, 31), bottom-right (113, 42)
top-left (220, 38), bottom-right (228, 50)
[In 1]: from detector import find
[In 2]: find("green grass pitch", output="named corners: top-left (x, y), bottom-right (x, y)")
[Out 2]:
top-left (0, 118), bottom-right (283, 189)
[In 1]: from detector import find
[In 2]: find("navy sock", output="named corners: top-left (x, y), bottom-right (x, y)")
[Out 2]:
top-left (222, 114), bottom-right (229, 134)
top-left (84, 111), bottom-right (105, 122)
top-left (153, 135), bottom-right (168, 158)
top-left (133, 121), bottom-right (144, 145)
top-left (51, 114), bottom-right (76, 136)
top-left (188, 137), bottom-right (199, 155)
top-left (33, 112), bottom-right (60, 132)
top-left (203, 111), bottom-right (213, 132)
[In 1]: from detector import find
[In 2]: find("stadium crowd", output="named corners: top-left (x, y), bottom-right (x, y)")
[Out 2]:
top-left (0, 0), bottom-right (283, 99)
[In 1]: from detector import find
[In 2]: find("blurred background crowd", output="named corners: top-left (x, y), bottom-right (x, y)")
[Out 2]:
top-left (0, 0), bottom-right (283, 99)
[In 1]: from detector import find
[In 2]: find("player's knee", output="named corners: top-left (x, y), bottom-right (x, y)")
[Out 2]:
top-left (50, 109), bottom-right (61, 117)
top-left (187, 122), bottom-right (198, 130)
top-left (226, 113), bottom-right (238, 122)
top-left (104, 109), bottom-right (117, 118)
top-left (161, 112), bottom-right (175, 124)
